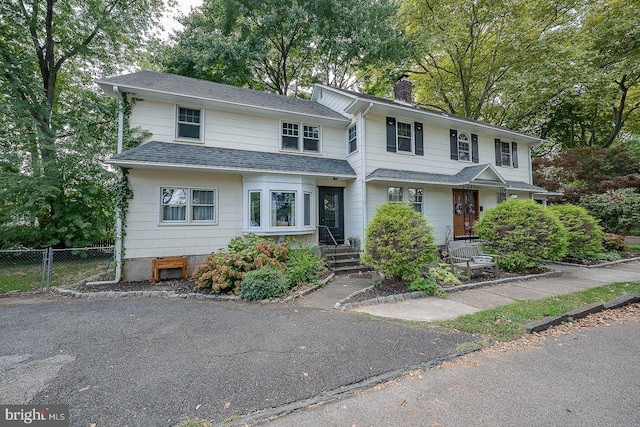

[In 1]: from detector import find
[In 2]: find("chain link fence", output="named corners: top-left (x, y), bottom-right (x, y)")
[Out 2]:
top-left (0, 246), bottom-right (115, 294)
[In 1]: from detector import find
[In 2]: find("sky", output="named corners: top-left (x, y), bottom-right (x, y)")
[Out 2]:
top-left (159, 0), bottom-right (204, 38)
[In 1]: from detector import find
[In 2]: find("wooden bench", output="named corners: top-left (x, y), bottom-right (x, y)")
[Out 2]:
top-left (151, 256), bottom-right (188, 283)
top-left (448, 243), bottom-right (498, 281)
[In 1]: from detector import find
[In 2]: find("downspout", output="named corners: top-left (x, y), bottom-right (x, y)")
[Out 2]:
top-left (87, 85), bottom-right (123, 285)
top-left (360, 103), bottom-right (374, 242)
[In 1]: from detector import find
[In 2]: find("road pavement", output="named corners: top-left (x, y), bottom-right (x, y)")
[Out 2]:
top-left (0, 296), bottom-right (475, 426)
top-left (262, 319), bottom-right (640, 426)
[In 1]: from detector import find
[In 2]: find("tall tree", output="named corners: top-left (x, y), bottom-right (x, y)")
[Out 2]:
top-left (0, 0), bottom-right (166, 248)
top-left (163, 0), bottom-right (411, 96)
top-left (401, 0), bottom-right (577, 122)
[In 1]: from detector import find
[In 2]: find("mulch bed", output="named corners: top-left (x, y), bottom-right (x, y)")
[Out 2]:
top-left (344, 268), bottom-right (549, 305)
top-left (69, 254), bottom-right (638, 301)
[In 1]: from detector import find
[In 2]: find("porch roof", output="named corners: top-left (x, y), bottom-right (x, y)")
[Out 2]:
top-left (365, 165), bottom-right (547, 193)
top-left (107, 141), bottom-right (357, 178)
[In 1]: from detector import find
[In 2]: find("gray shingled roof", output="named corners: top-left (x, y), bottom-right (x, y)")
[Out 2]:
top-left (366, 166), bottom-right (547, 192)
top-left (321, 85), bottom-right (543, 142)
top-left (108, 141), bottom-right (357, 177)
top-left (97, 71), bottom-right (349, 122)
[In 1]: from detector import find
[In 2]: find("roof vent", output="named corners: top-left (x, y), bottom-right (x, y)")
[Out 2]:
top-left (393, 74), bottom-right (412, 105)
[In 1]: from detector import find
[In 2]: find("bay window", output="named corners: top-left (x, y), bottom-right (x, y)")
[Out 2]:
top-left (271, 192), bottom-right (296, 227)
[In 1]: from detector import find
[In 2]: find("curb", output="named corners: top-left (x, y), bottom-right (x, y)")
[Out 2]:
top-left (335, 267), bottom-right (564, 310)
top-left (553, 256), bottom-right (640, 269)
top-left (50, 272), bottom-right (336, 303)
top-left (524, 294), bottom-right (640, 333)
top-left (51, 287), bottom-right (241, 301)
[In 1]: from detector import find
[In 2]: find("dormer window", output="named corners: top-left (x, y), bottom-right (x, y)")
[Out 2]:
top-left (176, 106), bottom-right (202, 141)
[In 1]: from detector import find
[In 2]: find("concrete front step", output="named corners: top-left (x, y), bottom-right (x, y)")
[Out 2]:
top-left (321, 245), bottom-right (368, 273)
top-left (333, 265), bottom-right (372, 275)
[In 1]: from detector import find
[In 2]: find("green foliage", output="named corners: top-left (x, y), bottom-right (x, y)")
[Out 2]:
top-left (579, 189), bottom-right (640, 235)
top-left (0, 0), bottom-right (167, 249)
top-left (239, 266), bottom-right (289, 301)
top-left (193, 234), bottom-right (288, 293)
top-left (476, 199), bottom-right (568, 272)
top-left (284, 245), bottom-right (326, 289)
top-left (533, 146), bottom-right (640, 203)
top-left (163, 0), bottom-right (411, 95)
top-left (593, 251), bottom-right (621, 262)
top-left (439, 282), bottom-right (640, 342)
top-left (408, 277), bottom-right (448, 298)
top-left (427, 262), bottom-right (461, 286)
top-left (547, 204), bottom-right (603, 259)
top-left (362, 202), bottom-right (437, 281)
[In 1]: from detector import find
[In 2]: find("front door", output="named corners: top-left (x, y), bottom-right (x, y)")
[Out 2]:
top-left (318, 187), bottom-right (344, 244)
top-left (453, 189), bottom-right (479, 238)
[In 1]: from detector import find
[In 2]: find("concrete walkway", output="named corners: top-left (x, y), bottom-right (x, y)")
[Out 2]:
top-left (295, 260), bottom-right (640, 322)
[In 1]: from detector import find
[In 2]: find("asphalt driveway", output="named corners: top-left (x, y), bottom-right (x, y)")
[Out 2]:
top-left (0, 295), bottom-right (476, 426)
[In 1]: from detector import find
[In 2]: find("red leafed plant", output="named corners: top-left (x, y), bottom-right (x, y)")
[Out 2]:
top-left (193, 234), bottom-right (288, 293)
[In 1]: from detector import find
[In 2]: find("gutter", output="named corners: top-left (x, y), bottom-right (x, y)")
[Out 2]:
top-left (87, 85), bottom-right (123, 285)
top-left (360, 103), bottom-right (374, 241)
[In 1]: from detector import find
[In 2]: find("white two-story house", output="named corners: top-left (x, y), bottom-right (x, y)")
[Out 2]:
top-left (97, 72), bottom-right (548, 281)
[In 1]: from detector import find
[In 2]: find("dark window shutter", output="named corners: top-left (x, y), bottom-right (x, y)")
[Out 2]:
top-left (512, 142), bottom-right (518, 168)
top-left (386, 117), bottom-right (396, 152)
top-left (450, 129), bottom-right (458, 160)
top-left (495, 139), bottom-right (502, 166)
top-left (471, 133), bottom-right (479, 163)
top-left (415, 122), bottom-right (424, 155)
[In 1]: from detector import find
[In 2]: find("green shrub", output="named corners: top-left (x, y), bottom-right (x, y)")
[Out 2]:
top-left (594, 251), bottom-right (621, 261)
top-left (476, 199), bottom-right (568, 272)
top-left (285, 245), bottom-right (326, 289)
top-left (547, 204), bottom-right (603, 259)
top-left (193, 234), bottom-right (288, 293)
top-left (240, 266), bottom-right (289, 301)
top-left (408, 277), bottom-right (448, 298)
top-left (362, 202), bottom-right (437, 281)
top-left (579, 188), bottom-right (640, 235)
top-left (427, 263), bottom-right (461, 285)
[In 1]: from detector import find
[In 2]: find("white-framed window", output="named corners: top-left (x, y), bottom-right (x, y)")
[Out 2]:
top-left (397, 121), bottom-right (412, 152)
top-left (282, 122), bottom-right (299, 150)
top-left (161, 187), bottom-right (217, 224)
top-left (347, 124), bottom-right (357, 154)
top-left (281, 121), bottom-right (321, 153)
top-left (271, 191), bottom-right (296, 227)
top-left (304, 192), bottom-right (312, 226)
top-left (409, 188), bottom-right (423, 213)
top-left (303, 125), bottom-right (320, 151)
top-left (249, 191), bottom-right (261, 227)
top-left (388, 187), bottom-right (403, 203)
top-left (176, 106), bottom-right (202, 141)
top-left (458, 132), bottom-right (471, 161)
top-left (501, 142), bottom-right (511, 167)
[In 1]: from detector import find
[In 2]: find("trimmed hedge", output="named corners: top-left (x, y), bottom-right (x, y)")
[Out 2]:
top-left (476, 199), bottom-right (567, 272)
top-left (548, 204), bottom-right (603, 259)
top-left (362, 202), bottom-right (437, 281)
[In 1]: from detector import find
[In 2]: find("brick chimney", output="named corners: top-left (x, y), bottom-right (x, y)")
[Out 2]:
top-left (394, 74), bottom-right (412, 104)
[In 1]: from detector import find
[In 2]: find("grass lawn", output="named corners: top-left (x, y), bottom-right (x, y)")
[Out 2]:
top-left (438, 281), bottom-right (640, 342)
top-left (0, 258), bottom-right (111, 294)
